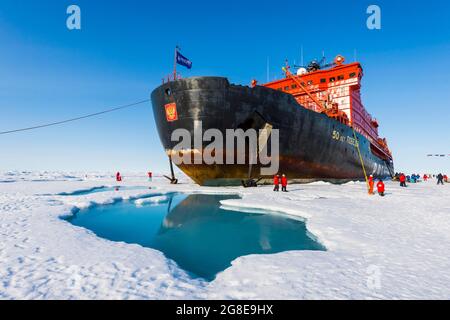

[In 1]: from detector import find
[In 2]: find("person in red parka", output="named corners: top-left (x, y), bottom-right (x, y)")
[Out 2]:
top-left (273, 174), bottom-right (280, 192)
top-left (399, 173), bottom-right (406, 187)
top-left (423, 174), bottom-right (428, 182)
top-left (281, 174), bottom-right (288, 192)
top-left (116, 172), bottom-right (122, 182)
top-left (368, 175), bottom-right (374, 195)
top-left (377, 179), bottom-right (385, 196)
top-left (444, 175), bottom-right (448, 183)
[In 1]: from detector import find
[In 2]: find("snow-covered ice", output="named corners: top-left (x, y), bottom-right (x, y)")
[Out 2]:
top-left (1, 171), bottom-right (449, 300)
top-left (134, 195), bottom-right (169, 206)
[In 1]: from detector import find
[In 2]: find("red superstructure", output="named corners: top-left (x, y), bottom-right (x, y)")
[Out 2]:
top-left (261, 55), bottom-right (392, 160)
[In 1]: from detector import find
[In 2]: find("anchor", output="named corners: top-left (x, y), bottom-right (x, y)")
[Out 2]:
top-left (163, 154), bottom-right (178, 184)
top-left (241, 122), bottom-right (273, 188)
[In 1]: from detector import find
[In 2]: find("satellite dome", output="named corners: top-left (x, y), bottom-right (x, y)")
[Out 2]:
top-left (297, 67), bottom-right (307, 76)
top-left (334, 55), bottom-right (345, 65)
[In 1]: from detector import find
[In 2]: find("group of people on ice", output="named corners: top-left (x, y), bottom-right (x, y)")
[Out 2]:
top-left (423, 173), bottom-right (448, 184)
top-left (115, 171), bottom-right (153, 182)
top-left (271, 171), bottom-right (447, 197)
top-left (273, 174), bottom-right (288, 192)
top-left (368, 175), bottom-right (385, 196)
top-left (394, 172), bottom-right (448, 187)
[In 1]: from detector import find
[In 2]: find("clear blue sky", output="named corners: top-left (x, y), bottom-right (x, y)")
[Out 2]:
top-left (0, 0), bottom-right (449, 174)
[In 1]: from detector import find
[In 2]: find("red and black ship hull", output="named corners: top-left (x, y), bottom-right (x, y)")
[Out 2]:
top-left (151, 77), bottom-right (394, 186)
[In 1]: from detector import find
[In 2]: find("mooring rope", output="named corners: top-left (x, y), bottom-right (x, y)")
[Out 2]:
top-left (0, 98), bottom-right (150, 136)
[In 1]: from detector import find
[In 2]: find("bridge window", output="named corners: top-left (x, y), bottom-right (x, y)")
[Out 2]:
top-left (329, 77), bottom-right (336, 82)
top-left (349, 72), bottom-right (356, 78)
top-left (291, 84), bottom-right (297, 89)
top-left (338, 75), bottom-right (344, 80)
top-left (320, 78), bottom-right (326, 83)
top-left (307, 80), bottom-right (313, 85)
top-left (284, 86), bottom-right (289, 91)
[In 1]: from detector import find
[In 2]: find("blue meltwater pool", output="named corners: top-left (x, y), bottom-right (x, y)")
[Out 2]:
top-left (65, 193), bottom-right (325, 280)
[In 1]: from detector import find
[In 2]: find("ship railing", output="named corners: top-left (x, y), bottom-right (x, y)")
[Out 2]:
top-left (162, 73), bottom-right (182, 84)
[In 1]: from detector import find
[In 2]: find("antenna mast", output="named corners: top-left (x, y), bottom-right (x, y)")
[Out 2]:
top-left (301, 45), bottom-right (304, 66)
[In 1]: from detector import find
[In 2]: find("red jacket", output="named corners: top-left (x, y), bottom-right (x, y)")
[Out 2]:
top-left (377, 181), bottom-right (385, 193)
top-left (399, 174), bottom-right (406, 182)
top-left (281, 176), bottom-right (288, 187)
top-left (273, 175), bottom-right (279, 185)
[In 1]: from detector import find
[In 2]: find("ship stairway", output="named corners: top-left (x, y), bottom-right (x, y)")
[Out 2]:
top-left (384, 160), bottom-right (395, 178)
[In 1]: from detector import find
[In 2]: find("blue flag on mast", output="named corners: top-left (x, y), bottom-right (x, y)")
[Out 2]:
top-left (176, 49), bottom-right (192, 69)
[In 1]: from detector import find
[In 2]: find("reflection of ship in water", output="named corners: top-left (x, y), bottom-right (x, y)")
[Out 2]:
top-left (152, 193), bottom-right (325, 280)
top-left (160, 193), bottom-right (240, 230)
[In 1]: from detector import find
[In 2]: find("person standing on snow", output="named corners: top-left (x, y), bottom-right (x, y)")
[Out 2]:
top-left (281, 174), bottom-right (288, 192)
top-left (377, 179), bottom-right (385, 197)
top-left (116, 172), bottom-right (122, 182)
top-left (444, 174), bottom-right (448, 183)
top-left (423, 174), bottom-right (428, 182)
top-left (399, 173), bottom-right (407, 187)
top-left (273, 174), bottom-right (280, 192)
top-left (368, 175), bottom-right (374, 195)
top-left (437, 173), bottom-right (444, 185)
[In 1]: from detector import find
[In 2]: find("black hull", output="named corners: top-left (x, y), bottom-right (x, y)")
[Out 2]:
top-left (151, 77), bottom-right (394, 186)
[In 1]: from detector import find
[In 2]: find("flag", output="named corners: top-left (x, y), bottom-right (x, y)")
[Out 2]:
top-left (176, 50), bottom-right (192, 69)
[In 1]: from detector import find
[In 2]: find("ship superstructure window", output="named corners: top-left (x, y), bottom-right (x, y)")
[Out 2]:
top-left (277, 87), bottom-right (283, 91)
top-left (291, 84), bottom-right (297, 89)
top-left (320, 78), bottom-right (326, 83)
top-left (329, 77), bottom-right (336, 82)
top-left (307, 80), bottom-right (313, 85)
top-left (349, 72), bottom-right (356, 78)
top-left (284, 86), bottom-right (289, 91)
top-left (338, 75), bottom-right (344, 80)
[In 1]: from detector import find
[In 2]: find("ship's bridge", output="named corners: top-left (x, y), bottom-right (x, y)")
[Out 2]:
top-left (261, 58), bottom-right (392, 160)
